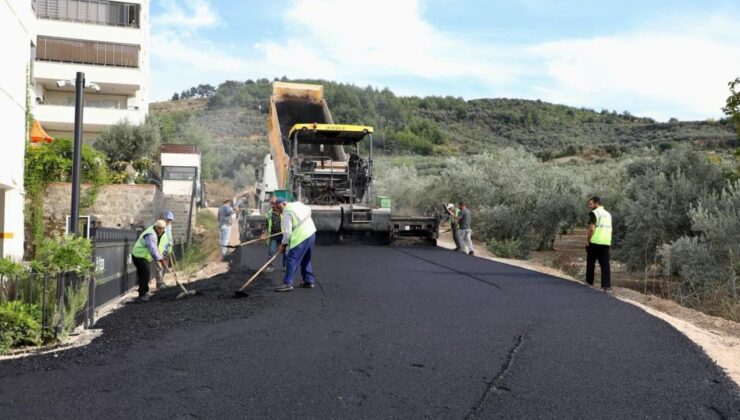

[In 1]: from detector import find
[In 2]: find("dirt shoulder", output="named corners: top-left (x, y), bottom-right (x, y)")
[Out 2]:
top-left (438, 231), bottom-right (740, 386)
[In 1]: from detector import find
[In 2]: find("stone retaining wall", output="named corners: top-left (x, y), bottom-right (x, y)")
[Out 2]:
top-left (42, 183), bottom-right (195, 242)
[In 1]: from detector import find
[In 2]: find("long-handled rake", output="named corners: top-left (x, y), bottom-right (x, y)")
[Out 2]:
top-left (233, 252), bottom-right (282, 298)
top-left (225, 232), bottom-right (283, 249)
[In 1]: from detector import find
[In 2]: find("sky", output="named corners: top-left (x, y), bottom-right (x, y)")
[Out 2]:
top-left (149, 0), bottom-right (740, 121)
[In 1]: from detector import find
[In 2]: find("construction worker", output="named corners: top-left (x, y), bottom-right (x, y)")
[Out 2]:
top-left (458, 202), bottom-right (475, 256)
top-left (218, 199), bottom-right (234, 260)
top-left (586, 196), bottom-right (612, 291)
top-left (154, 210), bottom-right (175, 289)
top-left (263, 197), bottom-right (285, 272)
top-left (274, 198), bottom-right (317, 292)
top-left (131, 220), bottom-right (168, 302)
top-left (445, 203), bottom-right (462, 251)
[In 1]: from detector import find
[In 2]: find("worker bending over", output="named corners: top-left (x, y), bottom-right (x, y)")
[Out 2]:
top-left (273, 198), bottom-right (317, 292)
top-left (131, 220), bottom-right (168, 302)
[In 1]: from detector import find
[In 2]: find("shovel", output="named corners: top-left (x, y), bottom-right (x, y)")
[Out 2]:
top-left (233, 252), bottom-right (282, 298)
top-left (164, 254), bottom-right (198, 300)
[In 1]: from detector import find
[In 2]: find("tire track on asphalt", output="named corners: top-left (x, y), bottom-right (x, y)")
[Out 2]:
top-left (394, 248), bottom-right (502, 290)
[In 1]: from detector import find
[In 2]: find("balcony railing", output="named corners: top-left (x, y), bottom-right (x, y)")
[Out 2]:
top-left (33, 0), bottom-right (141, 28)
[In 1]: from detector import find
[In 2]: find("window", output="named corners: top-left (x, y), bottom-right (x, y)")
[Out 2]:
top-left (36, 36), bottom-right (139, 68)
top-left (163, 167), bottom-right (197, 181)
top-left (34, 0), bottom-right (140, 28)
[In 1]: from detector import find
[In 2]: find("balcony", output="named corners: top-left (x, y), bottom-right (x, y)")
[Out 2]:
top-left (34, 104), bottom-right (145, 132)
top-left (34, 60), bottom-right (142, 95)
top-left (36, 18), bottom-right (144, 46)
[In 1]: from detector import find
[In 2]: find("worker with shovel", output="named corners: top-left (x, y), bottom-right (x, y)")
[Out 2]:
top-left (263, 198), bottom-right (285, 273)
top-left (154, 210), bottom-right (175, 289)
top-left (131, 220), bottom-right (168, 302)
top-left (274, 198), bottom-right (317, 292)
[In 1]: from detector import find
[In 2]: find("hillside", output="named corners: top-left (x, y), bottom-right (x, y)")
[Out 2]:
top-left (149, 78), bottom-right (737, 185)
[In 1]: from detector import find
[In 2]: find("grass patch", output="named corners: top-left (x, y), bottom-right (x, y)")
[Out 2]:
top-left (175, 210), bottom-right (220, 275)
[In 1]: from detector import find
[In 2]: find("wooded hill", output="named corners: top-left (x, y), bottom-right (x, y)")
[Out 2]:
top-left (152, 78), bottom-right (736, 158)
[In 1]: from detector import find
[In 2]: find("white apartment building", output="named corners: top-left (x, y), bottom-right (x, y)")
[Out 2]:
top-left (31, 0), bottom-right (150, 141)
top-left (0, 0), bottom-right (36, 260)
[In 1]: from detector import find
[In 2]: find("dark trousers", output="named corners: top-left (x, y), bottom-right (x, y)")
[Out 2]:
top-left (283, 234), bottom-right (316, 286)
top-left (586, 244), bottom-right (611, 289)
top-left (451, 226), bottom-right (462, 250)
top-left (132, 256), bottom-right (151, 297)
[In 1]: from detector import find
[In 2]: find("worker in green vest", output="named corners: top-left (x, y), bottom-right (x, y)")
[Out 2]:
top-left (273, 198), bottom-right (317, 292)
top-left (131, 220), bottom-right (168, 301)
top-left (586, 196), bottom-right (612, 292)
top-left (153, 210), bottom-right (175, 289)
top-left (263, 197), bottom-right (285, 273)
top-left (445, 203), bottom-right (462, 251)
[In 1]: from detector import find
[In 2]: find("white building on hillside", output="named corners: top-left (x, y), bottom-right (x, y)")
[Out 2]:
top-left (161, 144), bottom-right (201, 197)
top-left (0, 1), bottom-right (36, 260)
top-left (31, 0), bottom-right (150, 141)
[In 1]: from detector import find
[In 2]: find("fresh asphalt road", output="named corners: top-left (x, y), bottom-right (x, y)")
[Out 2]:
top-left (0, 245), bottom-right (738, 419)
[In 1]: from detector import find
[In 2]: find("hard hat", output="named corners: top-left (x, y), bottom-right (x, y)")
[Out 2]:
top-left (164, 210), bottom-right (175, 221)
top-left (446, 203), bottom-right (454, 209)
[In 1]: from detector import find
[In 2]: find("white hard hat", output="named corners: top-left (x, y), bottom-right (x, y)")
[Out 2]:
top-left (447, 203), bottom-right (455, 209)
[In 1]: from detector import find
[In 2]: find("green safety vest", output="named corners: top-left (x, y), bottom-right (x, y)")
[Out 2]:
top-left (131, 226), bottom-right (166, 262)
top-left (264, 209), bottom-right (278, 244)
top-left (284, 202), bottom-right (316, 249)
top-left (590, 207), bottom-right (612, 246)
top-left (450, 208), bottom-right (461, 227)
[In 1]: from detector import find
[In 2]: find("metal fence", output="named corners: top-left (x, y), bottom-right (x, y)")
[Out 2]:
top-left (1, 228), bottom-right (189, 342)
top-left (0, 271), bottom-right (92, 340)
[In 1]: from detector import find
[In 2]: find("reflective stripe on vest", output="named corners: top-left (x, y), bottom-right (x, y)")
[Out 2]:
top-left (132, 226), bottom-right (163, 262)
top-left (285, 202), bottom-right (316, 249)
top-left (590, 207), bottom-right (612, 246)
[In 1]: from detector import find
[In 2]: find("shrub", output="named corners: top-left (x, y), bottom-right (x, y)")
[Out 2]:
top-left (487, 238), bottom-right (529, 259)
top-left (617, 146), bottom-right (726, 271)
top-left (0, 301), bottom-right (42, 353)
top-left (31, 235), bottom-right (94, 275)
top-left (94, 118), bottom-right (161, 163)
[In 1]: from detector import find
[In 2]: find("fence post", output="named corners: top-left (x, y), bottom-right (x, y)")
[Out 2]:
top-left (87, 270), bottom-right (96, 328)
top-left (55, 273), bottom-right (66, 339)
top-left (41, 273), bottom-right (48, 338)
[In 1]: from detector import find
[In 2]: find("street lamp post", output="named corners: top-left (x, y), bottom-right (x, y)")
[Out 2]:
top-left (70, 72), bottom-right (85, 237)
top-left (58, 72), bottom-right (99, 237)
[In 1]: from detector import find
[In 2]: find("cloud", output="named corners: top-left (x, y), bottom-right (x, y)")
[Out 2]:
top-left (148, 0), bottom-right (740, 120)
top-left (529, 15), bottom-right (740, 120)
top-left (153, 0), bottom-right (219, 29)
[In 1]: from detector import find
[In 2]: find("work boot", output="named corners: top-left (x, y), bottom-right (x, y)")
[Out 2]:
top-left (468, 251), bottom-right (475, 256)
top-left (301, 282), bottom-right (315, 289)
top-left (274, 284), bottom-right (293, 292)
top-left (265, 265), bottom-right (274, 273)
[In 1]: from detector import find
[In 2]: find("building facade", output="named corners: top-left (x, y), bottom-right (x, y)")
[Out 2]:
top-left (31, 0), bottom-right (150, 141)
top-left (0, 1), bottom-right (36, 260)
top-left (160, 144), bottom-right (201, 197)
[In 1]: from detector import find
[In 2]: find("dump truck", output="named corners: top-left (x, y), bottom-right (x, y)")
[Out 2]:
top-left (240, 82), bottom-right (438, 244)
